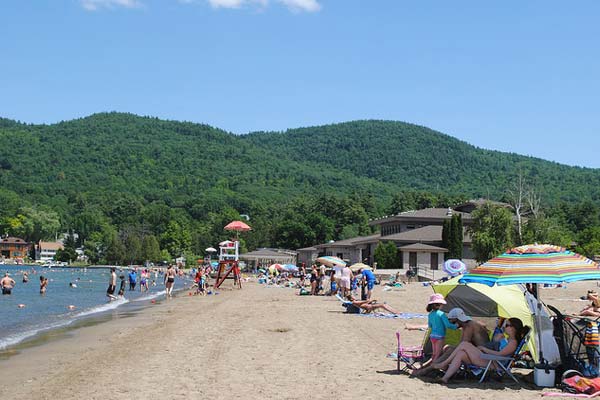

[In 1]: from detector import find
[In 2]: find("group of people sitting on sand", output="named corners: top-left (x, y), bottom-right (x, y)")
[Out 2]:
top-left (409, 293), bottom-right (530, 383)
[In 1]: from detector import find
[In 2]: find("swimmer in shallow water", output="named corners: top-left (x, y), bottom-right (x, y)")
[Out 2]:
top-left (1, 272), bottom-right (16, 295)
top-left (40, 276), bottom-right (48, 294)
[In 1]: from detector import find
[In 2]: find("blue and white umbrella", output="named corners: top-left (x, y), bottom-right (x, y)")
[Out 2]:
top-left (282, 264), bottom-right (299, 272)
top-left (443, 259), bottom-right (467, 276)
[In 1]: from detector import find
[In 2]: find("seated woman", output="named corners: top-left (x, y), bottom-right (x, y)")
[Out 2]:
top-left (580, 290), bottom-right (600, 317)
top-left (342, 295), bottom-right (400, 315)
top-left (432, 317), bottom-right (528, 384)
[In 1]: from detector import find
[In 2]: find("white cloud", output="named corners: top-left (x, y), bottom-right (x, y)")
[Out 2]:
top-left (277, 0), bottom-right (320, 12)
top-left (199, 0), bottom-right (320, 12)
top-left (80, 0), bottom-right (143, 11)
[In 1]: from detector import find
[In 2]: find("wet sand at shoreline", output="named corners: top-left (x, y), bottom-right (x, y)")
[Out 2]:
top-left (0, 279), bottom-right (593, 400)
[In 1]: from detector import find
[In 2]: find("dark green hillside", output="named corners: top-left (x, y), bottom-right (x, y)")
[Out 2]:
top-left (0, 113), bottom-right (393, 215)
top-left (243, 120), bottom-right (600, 203)
top-left (0, 112), bottom-right (599, 262)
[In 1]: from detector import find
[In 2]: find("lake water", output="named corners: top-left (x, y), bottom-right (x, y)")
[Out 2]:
top-left (0, 265), bottom-right (191, 351)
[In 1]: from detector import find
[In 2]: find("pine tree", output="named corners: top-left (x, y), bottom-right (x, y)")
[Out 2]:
top-left (453, 214), bottom-right (463, 259)
top-left (442, 219), bottom-right (451, 260)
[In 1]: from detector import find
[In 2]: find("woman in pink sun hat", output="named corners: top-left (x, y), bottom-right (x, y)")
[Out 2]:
top-left (426, 293), bottom-right (458, 362)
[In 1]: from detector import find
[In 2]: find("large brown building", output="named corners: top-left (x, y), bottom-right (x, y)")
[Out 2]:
top-left (0, 237), bottom-right (30, 259)
top-left (297, 199), bottom-right (511, 274)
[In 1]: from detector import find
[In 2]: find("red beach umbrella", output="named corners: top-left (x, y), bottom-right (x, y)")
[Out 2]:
top-left (224, 220), bottom-right (252, 232)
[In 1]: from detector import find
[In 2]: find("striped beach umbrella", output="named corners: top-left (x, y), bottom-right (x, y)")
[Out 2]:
top-left (460, 244), bottom-right (600, 363)
top-left (460, 244), bottom-right (600, 286)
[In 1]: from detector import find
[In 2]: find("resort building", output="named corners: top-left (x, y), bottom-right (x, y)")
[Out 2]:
top-left (0, 237), bottom-right (30, 260)
top-left (240, 248), bottom-right (297, 269)
top-left (297, 199), bottom-right (510, 276)
top-left (36, 241), bottom-right (64, 262)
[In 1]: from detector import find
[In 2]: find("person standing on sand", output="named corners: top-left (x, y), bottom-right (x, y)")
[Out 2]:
top-left (165, 265), bottom-right (176, 298)
top-left (107, 267), bottom-right (117, 301)
top-left (339, 265), bottom-right (353, 298)
top-left (1, 272), bottom-right (16, 295)
top-left (360, 267), bottom-right (376, 301)
top-left (299, 264), bottom-right (306, 287)
top-left (309, 265), bottom-right (319, 295)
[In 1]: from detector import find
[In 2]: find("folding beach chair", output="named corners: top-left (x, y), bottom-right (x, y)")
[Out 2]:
top-left (396, 330), bottom-right (428, 373)
top-left (476, 327), bottom-right (532, 383)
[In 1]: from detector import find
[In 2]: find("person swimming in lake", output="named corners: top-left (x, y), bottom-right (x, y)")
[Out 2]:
top-left (1, 272), bottom-right (16, 295)
top-left (140, 269), bottom-right (149, 293)
top-left (39, 275), bottom-right (48, 294)
top-left (118, 275), bottom-right (126, 297)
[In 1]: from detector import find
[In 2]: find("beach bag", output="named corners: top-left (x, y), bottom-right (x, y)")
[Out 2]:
top-left (342, 303), bottom-right (361, 314)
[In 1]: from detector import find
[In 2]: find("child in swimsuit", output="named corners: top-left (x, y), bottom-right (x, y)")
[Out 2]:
top-left (426, 293), bottom-right (457, 362)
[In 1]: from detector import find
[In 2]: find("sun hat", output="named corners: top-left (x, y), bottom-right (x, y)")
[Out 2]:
top-left (427, 293), bottom-right (447, 305)
top-left (448, 308), bottom-right (472, 322)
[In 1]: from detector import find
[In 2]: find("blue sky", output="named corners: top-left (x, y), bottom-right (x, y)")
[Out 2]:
top-left (1, 1), bottom-right (599, 167)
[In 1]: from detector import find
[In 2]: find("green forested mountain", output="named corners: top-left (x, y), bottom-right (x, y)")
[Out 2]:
top-left (243, 120), bottom-right (600, 203)
top-left (0, 112), bottom-right (598, 263)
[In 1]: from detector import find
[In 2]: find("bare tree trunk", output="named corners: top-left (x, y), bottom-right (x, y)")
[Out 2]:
top-left (527, 186), bottom-right (542, 220)
top-left (508, 172), bottom-right (527, 245)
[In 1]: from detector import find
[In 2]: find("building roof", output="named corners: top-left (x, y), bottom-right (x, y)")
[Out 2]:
top-left (297, 246), bottom-right (317, 251)
top-left (313, 233), bottom-right (381, 249)
top-left (240, 248), bottom-right (297, 262)
top-left (369, 208), bottom-right (472, 226)
top-left (38, 241), bottom-right (64, 250)
top-left (398, 243), bottom-right (448, 252)
top-left (1, 237), bottom-right (28, 245)
top-left (381, 225), bottom-right (443, 242)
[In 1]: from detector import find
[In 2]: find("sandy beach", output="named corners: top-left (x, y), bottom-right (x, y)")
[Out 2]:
top-left (0, 279), bottom-right (594, 400)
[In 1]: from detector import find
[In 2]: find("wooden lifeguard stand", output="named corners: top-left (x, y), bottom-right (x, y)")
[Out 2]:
top-left (213, 220), bottom-right (251, 289)
top-left (214, 240), bottom-right (242, 289)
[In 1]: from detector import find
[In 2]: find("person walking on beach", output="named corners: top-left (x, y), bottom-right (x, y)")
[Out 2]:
top-left (1, 272), bottom-right (16, 295)
top-left (128, 269), bottom-right (137, 291)
top-left (165, 265), bottom-right (176, 298)
top-left (360, 267), bottom-right (376, 300)
top-left (107, 267), bottom-right (118, 301)
top-left (39, 275), bottom-right (48, 295)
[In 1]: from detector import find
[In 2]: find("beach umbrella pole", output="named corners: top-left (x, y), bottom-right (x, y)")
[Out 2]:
top-left (536, 292), bottom-right (545, 364)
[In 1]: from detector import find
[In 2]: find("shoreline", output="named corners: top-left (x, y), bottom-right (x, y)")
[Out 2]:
top-left (0, 280), bottom-right (589, 400)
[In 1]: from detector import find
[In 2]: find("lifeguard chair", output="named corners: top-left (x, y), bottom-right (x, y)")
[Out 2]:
top-left (214, 240), bottom-right (242, 289)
